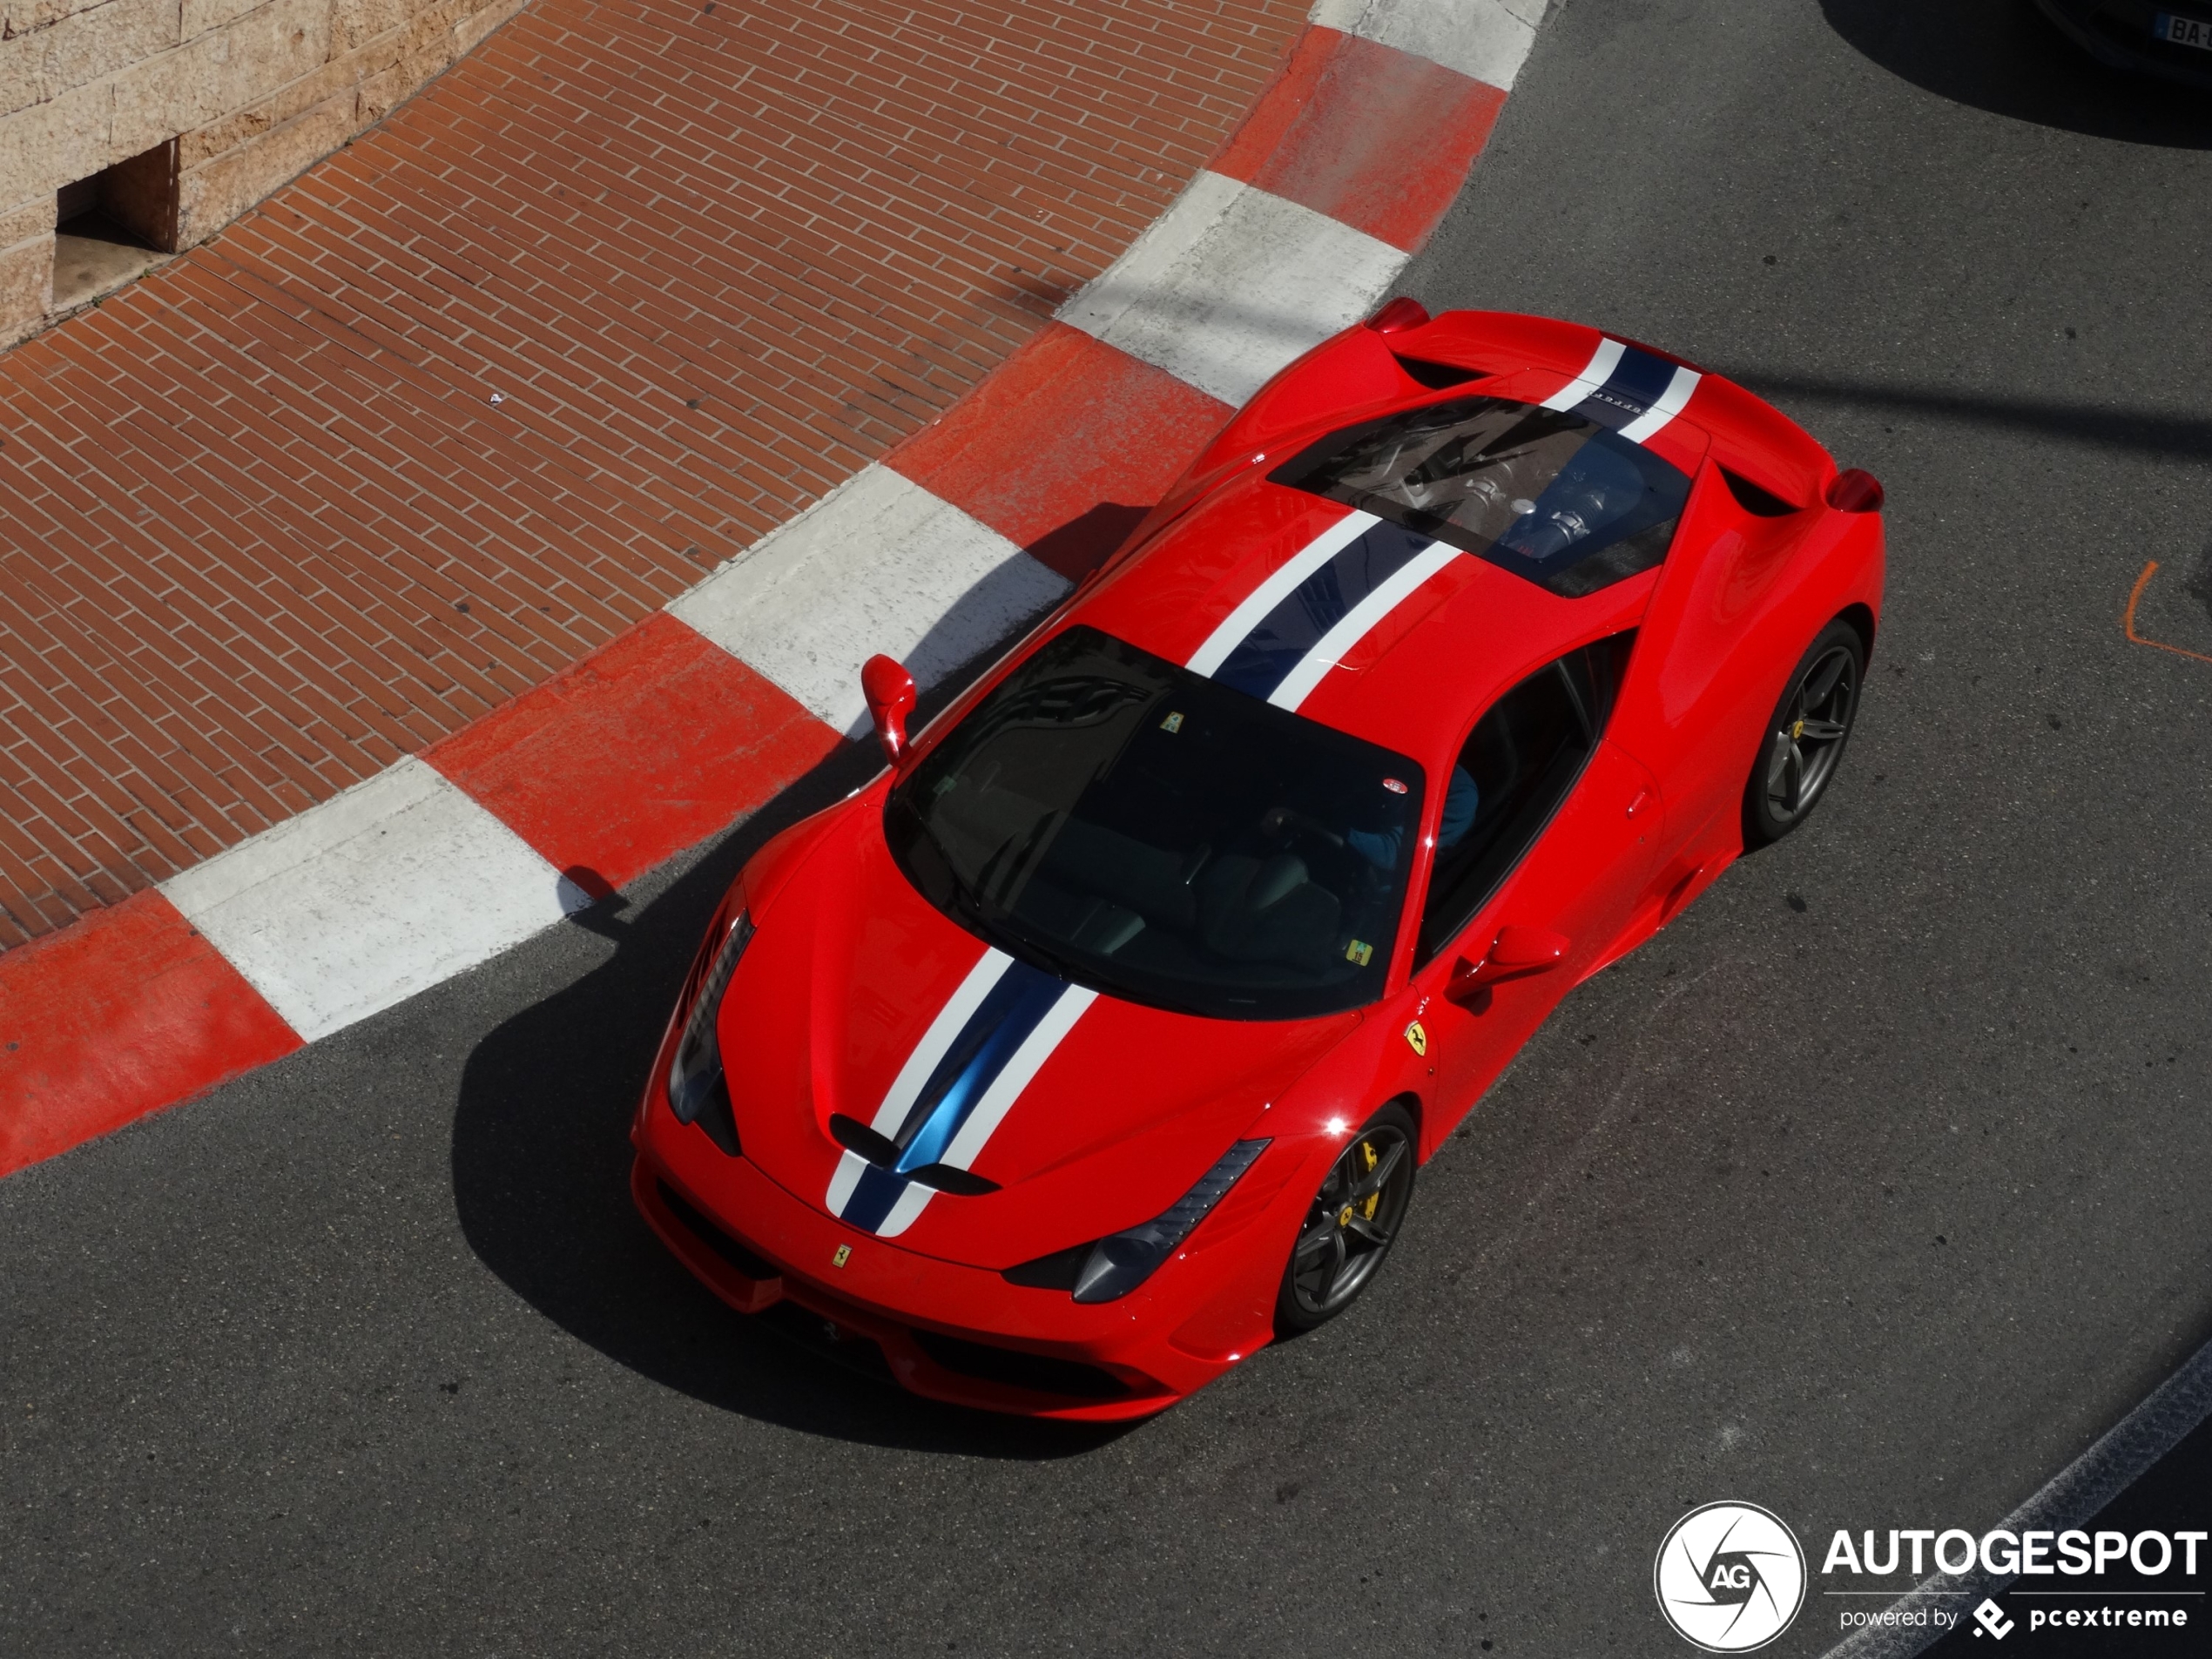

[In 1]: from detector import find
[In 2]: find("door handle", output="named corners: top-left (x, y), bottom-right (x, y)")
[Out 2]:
top-left (1447, 925), bottom-right (1569, 1003)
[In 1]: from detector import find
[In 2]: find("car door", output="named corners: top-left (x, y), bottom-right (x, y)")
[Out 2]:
top-left (1398, 634), bottom-right (1662, 1137)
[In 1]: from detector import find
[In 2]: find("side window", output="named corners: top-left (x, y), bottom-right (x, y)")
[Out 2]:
top-left (1414, 633), bottom-right (1635, 964)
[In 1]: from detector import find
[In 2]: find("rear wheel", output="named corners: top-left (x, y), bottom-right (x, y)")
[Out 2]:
top-left (1743, 620), bottom-right (1864, 846)
top-left (1275, 1103), bottom-right (1418, 1335)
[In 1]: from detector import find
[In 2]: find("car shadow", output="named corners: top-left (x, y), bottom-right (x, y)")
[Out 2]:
top-left (445, 623), bottom-right (1138, 1459)
top-left (1711, 369), bottom-right (2212, 464)
top-left (1820, 0), bottom-right (2212, 147)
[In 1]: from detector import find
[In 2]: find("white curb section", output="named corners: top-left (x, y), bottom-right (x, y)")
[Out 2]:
top-left (1310, 0), bottom-right (1545, 91)
top-left (669, 463), bottom-right (1071, 737)
top-left (161, 758), bottom-right (591, 1042)
top-left (1057, 171), bottom-right (1409, 408)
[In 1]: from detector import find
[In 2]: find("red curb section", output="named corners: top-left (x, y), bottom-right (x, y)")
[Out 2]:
top-left (424, 612), bottom-right (841, 895)
top-left (1211, 26), bottom-right (1507, 253)
top-left (3, 18), bottom-right (1525, 1178)
top-left (898, 320), bottom-right (1247, 588)
top-left (887, 323), bottom-right (1234, 583)
top-left (0, 892), bottom-right (300, 1178)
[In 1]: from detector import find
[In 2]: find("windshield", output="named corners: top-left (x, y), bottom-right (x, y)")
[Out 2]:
top-left (884, 627), bottom-right (1426, 1021)
top-left (1270, 395), bottom-right (1692, 597)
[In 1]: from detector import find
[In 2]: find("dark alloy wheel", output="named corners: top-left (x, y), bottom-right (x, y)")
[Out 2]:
top-left (1275, 1103), bottom-right (1418, 1335)
top-left (1743, 619), bottom-right (1864, 846)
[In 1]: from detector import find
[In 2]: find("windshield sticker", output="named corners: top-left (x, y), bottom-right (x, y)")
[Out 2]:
top-left (1159, 711), bottom-right (1184, 732)
top-left (1382, 777), bottom-right (1408, 794)
top-left (1345, 940), bottom-right (1373, 966)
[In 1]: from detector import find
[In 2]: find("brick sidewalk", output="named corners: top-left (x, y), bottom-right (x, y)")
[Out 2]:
top-left (0, 0), bottom-right (1309, 949)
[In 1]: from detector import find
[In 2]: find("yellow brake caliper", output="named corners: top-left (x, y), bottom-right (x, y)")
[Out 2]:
top-left (1338, 1140), bottom-right (1382, 1228)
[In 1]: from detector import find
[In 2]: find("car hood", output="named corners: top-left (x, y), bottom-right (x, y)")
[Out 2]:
top-left (720, 792), bottom-right (1356, 1270)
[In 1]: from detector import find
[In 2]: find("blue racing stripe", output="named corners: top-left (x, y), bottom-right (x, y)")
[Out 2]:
top-left (838, 957), bottom-right (1071, 1234)
top-left (1212, 519), bottom-right (1441, 699)
top-left (840, 1161), bottom-right (914, 1235)
top-left (1572, 344), bottom-right (1678, 430)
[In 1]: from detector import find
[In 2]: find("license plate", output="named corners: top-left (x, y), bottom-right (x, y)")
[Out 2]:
top-left (2154, 11), bottom-right (2212, 50)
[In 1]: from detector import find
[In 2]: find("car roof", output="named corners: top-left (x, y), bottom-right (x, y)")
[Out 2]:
top-left (1058, 310), bottom-right (1838, 772)
top-left (1071, 478), bottom-right (1654, 768)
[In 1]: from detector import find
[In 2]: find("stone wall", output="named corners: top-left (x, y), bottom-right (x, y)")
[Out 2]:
top-left (0, 0), bottom-right (526, 345)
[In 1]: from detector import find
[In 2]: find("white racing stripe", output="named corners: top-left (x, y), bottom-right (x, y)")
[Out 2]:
top-left (670, 466), bottom-right (1070, 738)
top-left (159, 757), bottom-right (589, 1042)
top-left (1541, 335), bottom-right (1624, 411)
top-left (880, 985), bottom-right (1101, 1238)
top-left (1617, 363), bottom-right (1702, 443)
top-left (1185, 510), bottom-right (1379, 675)
top-left (867, 948), bottom-right (1012, 1137)
top-left (938, 988), bottom-right (1100, 1171)
top-left (825, 947), bottom-right (1013, 1214)
top-left (823, 1148), bottom-right (872, 1217)
top-left (1265, 541), bottom-right (1460, 711)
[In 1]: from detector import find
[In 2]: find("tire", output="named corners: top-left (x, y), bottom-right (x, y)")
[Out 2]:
top-left (1274, 1103), bottom-right (1419, 1337)
top-left (1742, 619), bottom-right (1865, 847)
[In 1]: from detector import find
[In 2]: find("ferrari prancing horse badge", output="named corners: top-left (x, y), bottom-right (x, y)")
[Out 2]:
top-left (1404, 1021), bottom-right (1427, 1057)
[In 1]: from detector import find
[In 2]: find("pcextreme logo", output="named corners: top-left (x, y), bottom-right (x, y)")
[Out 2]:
top-left (1655, 1502), bottom-right (1809, 1652)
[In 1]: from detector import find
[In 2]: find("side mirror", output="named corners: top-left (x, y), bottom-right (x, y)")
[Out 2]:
top-left (1447, 925), bottom-right (1568, 1004)
top-left (860, 654), bottom-right (918, 768)
top-left (1824, 469), bottom-right (1885, 514)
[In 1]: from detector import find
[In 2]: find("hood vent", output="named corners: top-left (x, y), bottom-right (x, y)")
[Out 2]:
top-left (828, 1114), bottom-right (1001, 1196)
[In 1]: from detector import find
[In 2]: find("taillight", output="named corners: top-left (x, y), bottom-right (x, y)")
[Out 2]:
top-left (1365, 296), bottom-right (1430, 334)
top-left (1825, 469), bottom-right (1884, 513)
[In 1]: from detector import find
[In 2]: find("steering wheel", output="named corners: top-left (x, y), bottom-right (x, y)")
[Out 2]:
top-left (1260, 806), bottom-right (1344, 848)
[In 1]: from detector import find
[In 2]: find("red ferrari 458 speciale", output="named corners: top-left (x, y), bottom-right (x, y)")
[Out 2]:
top-left (631, 304), bottom-right (1885, 1419)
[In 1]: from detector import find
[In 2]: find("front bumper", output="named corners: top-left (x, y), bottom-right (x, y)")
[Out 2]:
top-left (631, 1041), bottom-right (1303, 1419)
top-left (2033, 0), bottom-right (2212, 90)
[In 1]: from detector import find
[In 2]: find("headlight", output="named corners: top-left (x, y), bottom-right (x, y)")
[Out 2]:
top-left (1005, 1138), bottom-right (1271, 1304)
top-left (667, 909), bottom-right (753, 1145)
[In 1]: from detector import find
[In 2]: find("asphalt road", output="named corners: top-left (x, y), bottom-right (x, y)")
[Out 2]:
top-left (7, 3), bottom-right (2212, 1655)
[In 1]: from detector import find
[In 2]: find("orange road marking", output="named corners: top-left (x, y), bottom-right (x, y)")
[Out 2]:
top-left (2122, 561), bottom-right (2212, 666)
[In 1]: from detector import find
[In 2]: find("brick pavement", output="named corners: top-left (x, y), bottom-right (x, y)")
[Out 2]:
top-left (0, 0), bottom-right (1311, 949)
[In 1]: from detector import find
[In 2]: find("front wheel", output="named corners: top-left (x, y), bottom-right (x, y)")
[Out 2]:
top-left (1743, 620), bottom-right (1864, 846)
top-left (1274, 1103), bottom-right (1418, 1336)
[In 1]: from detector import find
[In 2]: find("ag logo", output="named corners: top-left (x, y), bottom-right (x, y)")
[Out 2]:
top-left (1654, 1501), bottom-right (1806, 1652)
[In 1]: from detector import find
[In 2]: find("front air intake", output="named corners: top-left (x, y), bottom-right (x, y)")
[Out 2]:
top-left (911, 1331), bottom-right (1130, 1399)
top-left (656, 1179), bottom-right (779, 1282)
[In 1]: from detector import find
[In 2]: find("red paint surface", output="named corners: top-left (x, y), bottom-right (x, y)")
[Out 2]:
top-left (0, 890), bottom-right (300, 1177)
top-left (887, 324), bottom-right (1232, 582)
top-left (641, 309), bottom-right (1886, 1416)
top-left (1211, 27), bottom-right (1506, 253)
top-left (426, 613), bottom-right (841, 891)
